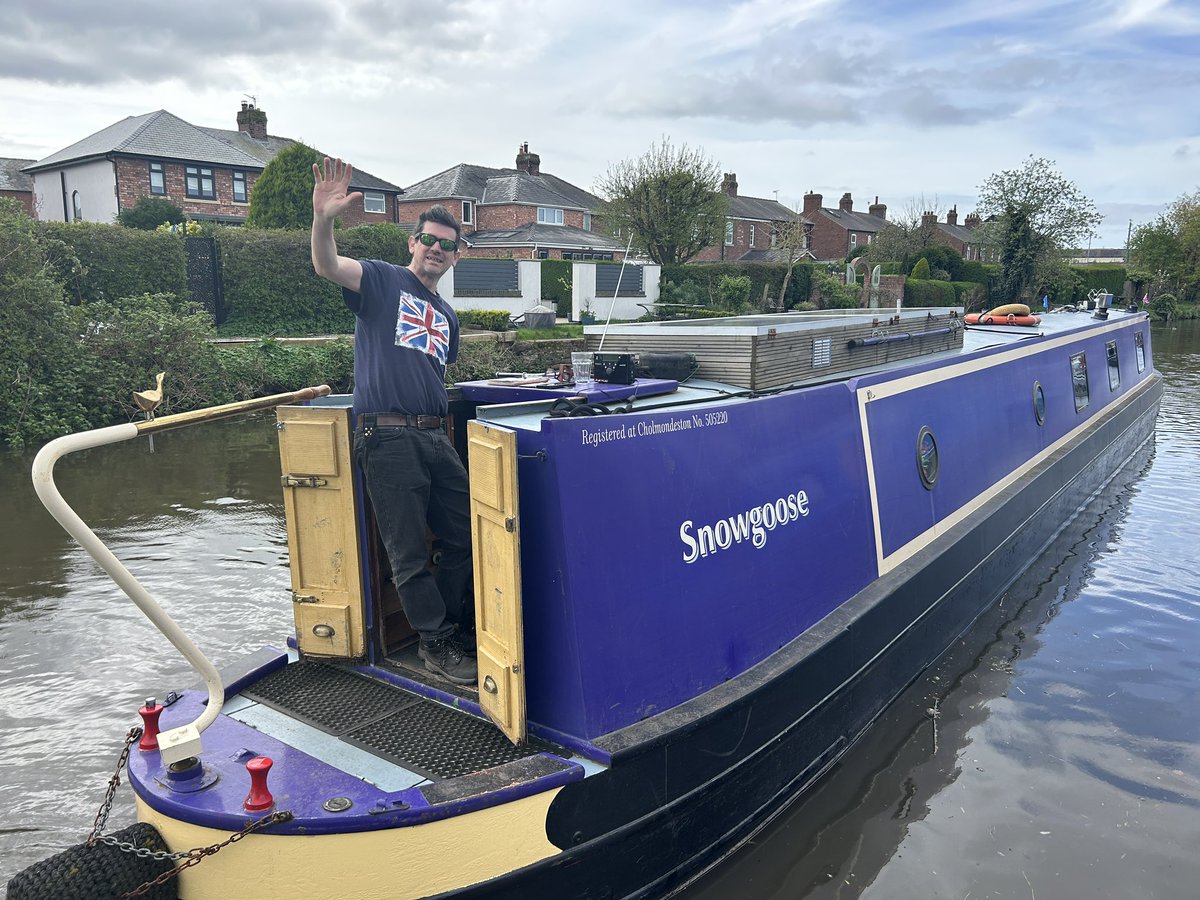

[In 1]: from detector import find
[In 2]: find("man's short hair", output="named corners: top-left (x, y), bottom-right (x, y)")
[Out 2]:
top-left (416, 205), bottom-right (461, 244)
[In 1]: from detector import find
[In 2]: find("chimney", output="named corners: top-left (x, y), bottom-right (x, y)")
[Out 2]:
top-left (721, 173), bottom-right (738, 197)
top-left (803, 191), bottom-right (823, 215)
top-left (838, 192), bottom-right (853, 212)
top-left (921, 211), bottom-right (938, 227)
top-left (964, 212), bottom-right (981, 229)
top-left (868, 195), bottom-right (887, 220)
top-left (515, 142), bottom-right (541, 175)
top-left (236, 101), bottom-right (268, 140)
top-left (946, 205), bottom-right (958, 226)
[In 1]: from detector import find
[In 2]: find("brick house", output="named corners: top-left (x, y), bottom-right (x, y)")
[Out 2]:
top-left (398, 144), bottom-right (624, 260)
top-left (0, 158), bottom-right (35, 215)
top-left (932, 207), bottom-right (990, 261)
top-left (22, 103), bottom-right (402, 226)
top-left (802, 192), bottom-right (889, 261)
top-left (692, 173), bottom-right (811, 263)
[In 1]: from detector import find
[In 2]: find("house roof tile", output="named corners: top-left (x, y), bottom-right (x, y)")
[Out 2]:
top-left (405, 163), bottom-right (601, 211)
top-left (729, 195), bottom-right (805, 223)
top-left (0, 158), bottom-right (35, 191)
top-left (464, 222), bottom-right (622, 250)
top-left (24, 111), bottom-right (402, 192)
top-left (937, 222), bottom-right (975, 243)
top-left (819, 207), bottom-right (887, 233)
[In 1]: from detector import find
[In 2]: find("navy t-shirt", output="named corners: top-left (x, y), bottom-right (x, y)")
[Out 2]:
top-left (343, 260), bottom-right (460, 416)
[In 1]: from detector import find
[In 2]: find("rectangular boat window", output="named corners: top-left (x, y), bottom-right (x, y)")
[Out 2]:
top-left (1106, 340), bottom-right (1120, 391)
top-left (812, 337), bottom-right (831, 368)
top-left (1135, 331), bottom-right (1146, 372)
top-left (1070, 351), bottom-right (1090, 412)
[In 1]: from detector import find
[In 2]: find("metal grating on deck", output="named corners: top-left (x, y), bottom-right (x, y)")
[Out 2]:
top-left (241, 661), bottom-right (557, 781)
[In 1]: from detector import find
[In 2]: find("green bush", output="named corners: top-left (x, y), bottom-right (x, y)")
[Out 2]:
top-left (910, 258), bottom-right (932, 280)
top-left (1149, 293), bottom-right (1177, 321)
top-left (216, 224), bottom-right (410, 336)
top-left (43, 221), bottom-right (189, 305)
top-left (246, 142), bottom-right (323, 230)
top-left (949, 281), bottom-right (987, 307)
top-left (658, 278), bottom-right (708, 307)
top-left (117, 196), bottom-right (186, 230)
top-left (659, 262), bottom-right (814, 309)
top-left (1072, 264), bottom-right (1127, 301)
top-left (904, 278), bottom-right (957, 307)
top-left (216, 338), bottom-right (354, 399)
top-left (457, 309), bottom-right (512, 331)
top-left (540, 259), bottom-right (573, 317)
top-left (810, 270), bottom-right (860, 309)
top-left (716, 274), bottom-right (752, 312)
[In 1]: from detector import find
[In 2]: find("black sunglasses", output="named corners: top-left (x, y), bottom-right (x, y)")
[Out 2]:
top-left (415, 232), bottom-right (459, 252)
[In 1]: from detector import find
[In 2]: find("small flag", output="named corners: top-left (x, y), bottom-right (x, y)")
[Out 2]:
top-left (1042, 295), bottom-right (1049, 309)
top-left (1142, 293), bottom-right (1149, 305)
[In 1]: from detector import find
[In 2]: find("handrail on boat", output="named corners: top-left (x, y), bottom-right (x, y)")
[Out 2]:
top-left (31, 385), bottom-right (331, 765)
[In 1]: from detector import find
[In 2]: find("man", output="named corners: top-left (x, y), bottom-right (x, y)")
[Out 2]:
top-left (311, 156), bottom-right (476, 686)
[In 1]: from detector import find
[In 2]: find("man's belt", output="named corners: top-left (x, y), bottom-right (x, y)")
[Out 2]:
top-left (358, 413), bottom-right (445, 430)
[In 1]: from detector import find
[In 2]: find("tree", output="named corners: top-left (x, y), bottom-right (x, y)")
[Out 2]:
top-left (247, 142), bottom-right (324, 230)
top-left (864, 196), bottom-right (945, 272)
top-left (1128, 189), bottom-right (1200, 302)
top-left (976, 157), bottom-right (1101, 303)
top-left (771, 218), bottom-right (813, 306)
top-left (117, 196), bottom-right (185, 230)
top-left (595, 138), bottom-right (728, 265)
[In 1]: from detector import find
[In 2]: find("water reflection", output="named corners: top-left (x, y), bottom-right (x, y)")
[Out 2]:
top-left (0, 415), bottom-right (292, 883)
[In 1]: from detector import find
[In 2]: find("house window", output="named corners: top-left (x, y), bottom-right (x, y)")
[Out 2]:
top-left (1070, 352), bottom-right (1090, 413)
top-left (232, 171), bottom-right (247, 203)
top-left (724, 221), bottom-right (734, 245)
top-left (537, 207), bottom-right (564, 225)
top-left (185, 166), bottom-right (215, 199)
top-left (1106, 340), bottom-right (1120, 391)
top-left (72, 191), bottom-right (82, 221)
top-left (749, 224), bottom-right (756, 247)
top-left (363, 191), bottom-right (385, 214)
top-left (462, 201), bottom-right (473, 224)
top-left (149, 162), bottom-right (165, 195)
top-left (803, 224), bottom-right (813, 248)
top-left (537, 249), bottom-right (549, 259)
top-left (583, 212), bottom-right (591, 231)
top-left (867, 234), bottom-right (874, 244)
top-left (850, 233), bottom-right (857, 248)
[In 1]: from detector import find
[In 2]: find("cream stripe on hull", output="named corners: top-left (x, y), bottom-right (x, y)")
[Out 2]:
top-left (857, 318), bottom-right (1153, 576)
top-left (137, 788), bottom-right (562, 900)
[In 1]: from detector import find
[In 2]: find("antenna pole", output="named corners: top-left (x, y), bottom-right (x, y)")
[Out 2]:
top-left (598, 232), bottom-right (636, 351)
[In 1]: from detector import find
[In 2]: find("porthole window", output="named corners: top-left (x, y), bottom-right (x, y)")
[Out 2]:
top-left (1033, 381), bottom-right (1046, 425)
top-left (917, 426), bottom-right (939, 489)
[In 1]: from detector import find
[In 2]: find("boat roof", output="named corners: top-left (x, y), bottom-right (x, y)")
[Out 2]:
top-left (473, 306), bottom-right (1148, 431)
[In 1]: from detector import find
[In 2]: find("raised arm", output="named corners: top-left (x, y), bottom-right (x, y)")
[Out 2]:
top-left (311, 157), bottom-right (364, 292)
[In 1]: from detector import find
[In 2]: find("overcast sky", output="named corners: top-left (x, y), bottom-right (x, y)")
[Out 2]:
top-left (3, 0), bottom-right (1196, 247)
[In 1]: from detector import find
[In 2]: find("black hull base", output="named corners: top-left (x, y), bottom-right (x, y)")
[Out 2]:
top-left (444, 376), bottom-right (1162, 900)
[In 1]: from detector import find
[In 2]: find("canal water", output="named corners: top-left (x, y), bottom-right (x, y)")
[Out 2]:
top-left (2, 323), bottom-right (1198, 896)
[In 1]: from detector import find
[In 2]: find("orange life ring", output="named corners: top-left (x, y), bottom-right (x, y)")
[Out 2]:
top-left (964, 313), bottom-right (1042, 326)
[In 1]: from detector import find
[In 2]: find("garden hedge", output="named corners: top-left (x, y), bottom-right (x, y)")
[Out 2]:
top-left (659, 262), bottom-right (813, 309)
top-left (43, 222), bottom-right (188, 305)
top-left (216, 223), bottom-right (410, 336)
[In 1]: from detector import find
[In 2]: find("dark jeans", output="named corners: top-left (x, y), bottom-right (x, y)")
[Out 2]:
top-left (355, 426), bottom-right (472, 641)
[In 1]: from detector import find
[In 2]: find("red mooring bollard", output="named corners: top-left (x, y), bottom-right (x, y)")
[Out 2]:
top-left (244, 756), bottom-right (275, 811)
top-left (138, 699), bottom-right (164, 751)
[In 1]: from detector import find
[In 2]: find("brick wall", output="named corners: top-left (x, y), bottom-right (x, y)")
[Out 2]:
top-left (692, 217), bottom-right (771, 262)
top-left (1, 189), bottom-right (33, 216)
top-left (339, 193), bottom-right (397, 227)
top-left (114, 157), bottom-right (259, 221)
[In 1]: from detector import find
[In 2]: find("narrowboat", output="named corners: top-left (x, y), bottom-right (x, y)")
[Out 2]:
top-left (18, 302), bottom-right (1161, 899)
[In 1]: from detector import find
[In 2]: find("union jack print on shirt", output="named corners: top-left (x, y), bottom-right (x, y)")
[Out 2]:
top-left (394, 291), bottom-right (451, 363)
